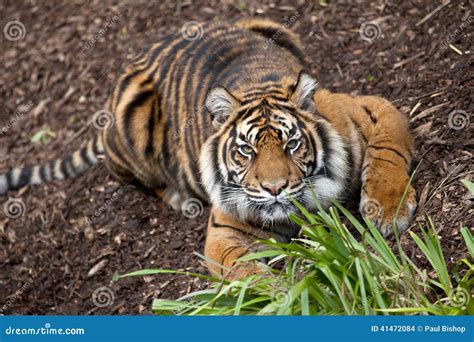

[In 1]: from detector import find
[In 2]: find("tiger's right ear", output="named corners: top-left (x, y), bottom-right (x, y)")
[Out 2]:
top-left (290, 71), bottom-right (318, 112)
top-left (205, 87), bottom-right (240, 129)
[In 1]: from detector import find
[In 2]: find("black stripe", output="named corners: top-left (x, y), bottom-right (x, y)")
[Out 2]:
top-left (92, 135), bottom-right (101, 155)
top-left (80, 146), bottom-right (94, 166)
top-left (16, 166), bottom-right (32, 188)
top-left (211, 215), bottom-right (239, 230)
top-left (48, 160), bottom-right (56, 180)
top-left (240, 94), bottom-right (289, 105)
top-left (315, 123), bottom-right (333, 179)
top-left (138, 34), bottom-right (177, 86)
top-left (361, 163), bottom-right (370, 174)
top-left (305, 131), bottom-right (319, 174)
top-left (159, 118), bottom-right (175, 179)
top-left (105, 132), bottom-right (133, 170)
top-left (270, 99), bottom-right (299, 111)
top-left (248, 26), bottom-right (306, 64)
top-left (145, 97), bottom-right (156, 157)
top-left (5, 170), bottom-right (12, 189)
top-left (198, 37), bottom-right (241, 81)
top-left (210, 139), bottom-right (224, 187)
top-left (221, 140), bottom-right (228, 172)
top-left (241, 88), bottom-right (286, 98)
top-left (345, 144), bottom-right (355, 179)
top-left (369, 154), bottom-right (398, 166)
top-left (39, 164), bottom-right (47, 181)
top-left (260, 72), bottom-right (283, 83)
top-left (122, 90), bottom-right (155, 150)
top-left (246, 122), bottom-right (261, 135)
top-left (362, 106), bottom-right (377, 124)
top-left (114, 69), bottom-right (144, 108)
top-left (214, 51), bottom-right (263, 86)
top-left (60, 155), bottom-right (73, 178)
top-left (367, 145), bottom-right (409, 165)
top-left (220, 245), bottom-right (244, 267)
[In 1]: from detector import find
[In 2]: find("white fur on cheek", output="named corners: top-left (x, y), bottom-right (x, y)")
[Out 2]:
top-left (199, 139), bottom-right (222, 207)
top-left (302, 122), bottom-right (350, 209)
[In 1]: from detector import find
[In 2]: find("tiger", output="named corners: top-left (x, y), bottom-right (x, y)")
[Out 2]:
top-left (0, 18), bottom-right (416, 279)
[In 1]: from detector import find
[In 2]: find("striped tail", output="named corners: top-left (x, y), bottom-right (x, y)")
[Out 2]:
top-left (0, 135), bottom-right (104, 196)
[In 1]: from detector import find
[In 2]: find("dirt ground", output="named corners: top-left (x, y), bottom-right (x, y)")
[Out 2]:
top-left (0, 0), bottom-right (472, 314)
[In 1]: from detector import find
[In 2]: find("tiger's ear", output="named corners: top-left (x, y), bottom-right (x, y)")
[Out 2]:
top-left (290, 71), bottom-right (318, 112)
top-left (205, 87), bottom-right (240, 129)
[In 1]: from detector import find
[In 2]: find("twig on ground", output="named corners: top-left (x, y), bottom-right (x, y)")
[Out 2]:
top-left (415, 0), bottom-right (451, 27)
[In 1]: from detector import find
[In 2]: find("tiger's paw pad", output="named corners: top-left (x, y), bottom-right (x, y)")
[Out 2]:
top-left (359, 185), bottom-right (416, 237)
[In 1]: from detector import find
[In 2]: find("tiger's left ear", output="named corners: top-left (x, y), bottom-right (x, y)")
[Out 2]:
top-left (205, 87), bottom-right (240, 129)
top-left (290, 71), bottom-right (318, 112)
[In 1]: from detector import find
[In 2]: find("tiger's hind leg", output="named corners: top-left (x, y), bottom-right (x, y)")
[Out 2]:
top-left (102, 129), bottom-right (183, 210)
top-left (154, 186), bottom-right (183, 211)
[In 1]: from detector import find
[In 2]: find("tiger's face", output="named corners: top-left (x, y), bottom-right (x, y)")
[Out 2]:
top-left (200, 72), bottom-right (349, 231)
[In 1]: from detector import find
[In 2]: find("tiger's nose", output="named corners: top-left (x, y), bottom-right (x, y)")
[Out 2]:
top-left (261, 180), bottom-right (288, 196)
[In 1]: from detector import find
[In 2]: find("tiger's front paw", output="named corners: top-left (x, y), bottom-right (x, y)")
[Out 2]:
top-left (225, 261), bottom-right (269, 280)
top-left (360, 182), bottom-right (416, 237)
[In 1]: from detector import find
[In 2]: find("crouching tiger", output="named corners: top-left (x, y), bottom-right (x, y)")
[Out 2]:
top-left (0, 19), bottom-right (416, 279)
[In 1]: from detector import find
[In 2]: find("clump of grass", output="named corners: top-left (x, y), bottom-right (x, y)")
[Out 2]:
top-left (121, 182), bottom-right (473, 315)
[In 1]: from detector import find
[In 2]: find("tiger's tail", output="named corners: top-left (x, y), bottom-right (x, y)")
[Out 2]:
top-left (0, 135), bottom-right (104, 196)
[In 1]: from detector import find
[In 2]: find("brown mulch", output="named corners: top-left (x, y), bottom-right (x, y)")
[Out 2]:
top-left (0, 0), bottom-right (472, 314)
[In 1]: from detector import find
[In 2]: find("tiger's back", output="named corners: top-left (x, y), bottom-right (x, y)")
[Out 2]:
top-left (103, 19), bottom-right (307, 205)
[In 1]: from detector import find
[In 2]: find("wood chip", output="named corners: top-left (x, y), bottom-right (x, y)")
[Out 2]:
top-left (413, 121), bottom-right (433, 138)
top-left (410, 101), bottom-right (450, 122)
top-left (409, 102), bottom-right (422, 116)
top-left (31, 99), bottom-right (51, 118)
top-left (87, 259), bottom-right (108, 278)
top-left (393, 52), bottom-right (425, 69)
top-left (448, 44), bottom-right (463, 55)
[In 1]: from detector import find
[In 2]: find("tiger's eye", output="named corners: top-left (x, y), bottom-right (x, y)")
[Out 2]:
top-left (286, 139), bottom-right (300, 151)
top-left (239, 144), bottom-right (254, 156)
